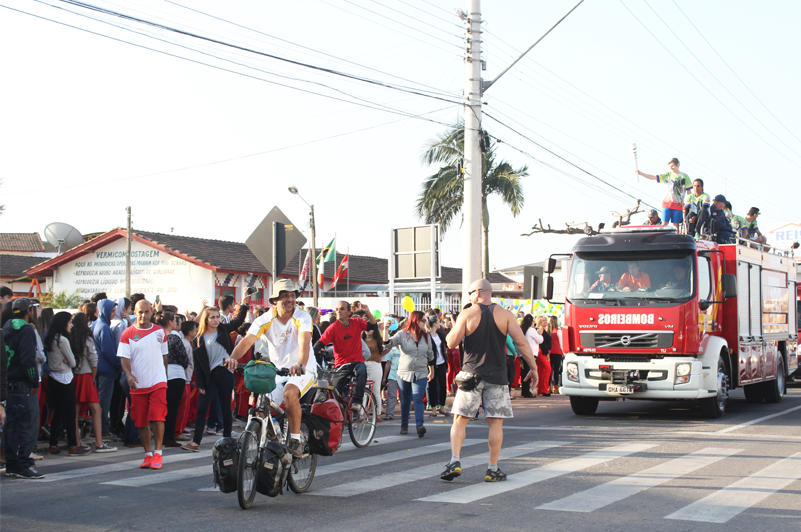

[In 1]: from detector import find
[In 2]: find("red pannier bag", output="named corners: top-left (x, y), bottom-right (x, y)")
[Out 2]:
top-left (303, 399), bottom-right (345, 456)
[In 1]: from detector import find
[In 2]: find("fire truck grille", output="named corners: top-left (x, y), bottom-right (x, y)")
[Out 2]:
top-left (580, 332), bottom-right (673, 349)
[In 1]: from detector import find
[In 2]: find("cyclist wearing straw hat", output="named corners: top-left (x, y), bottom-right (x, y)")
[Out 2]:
top-left (228, 279), bottom-right (315, 459)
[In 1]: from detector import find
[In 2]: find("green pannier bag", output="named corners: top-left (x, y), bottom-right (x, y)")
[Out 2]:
top-left (243, 360), bottom-right (277, 394)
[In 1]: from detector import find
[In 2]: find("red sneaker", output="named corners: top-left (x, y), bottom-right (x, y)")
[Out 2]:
top-left (151, 454), bottom-right (163, 470)
top-left (140, 455), bottom-right (153, 469)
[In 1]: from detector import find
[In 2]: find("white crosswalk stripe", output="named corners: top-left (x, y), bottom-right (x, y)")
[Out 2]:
top-left (538, 447), bottom-right (743, 512)
top-left (665, 451), bottom-right (801, 524)
top-left (39, 451), bottom-right (211, 483)
top-left (311, 441), bottom-right (570, 498)
top-left (419, 443), bottom-right (656, 504)
top-left (107, 439), bottom-right (487, 488)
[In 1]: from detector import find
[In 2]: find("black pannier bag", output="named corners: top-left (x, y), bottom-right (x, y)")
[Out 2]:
top-left (212, 437), bottom-right (238, 493)
top-left (256, 442), bottom-right (292, 497)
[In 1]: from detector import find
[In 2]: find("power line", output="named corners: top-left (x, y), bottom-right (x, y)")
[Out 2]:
top-left (484, 112), bottom-right (658, 210)
top-left (4, 107), bottom-right (454, 195)
top-left (50, 0), bottom-right (464, 106)
top-left (671, 0), bottom-right (801, 147)
top-left (368, 0), bottom-right (463, 39)
top-left (5, 3), bottom-right (461, 129)
top-left (618, 0), bottom-right (801, 171)
top-left (163, 0), bottom-right (460, 99)
top-left (341, 0), bottom-right (463, 47)
top-left (397, 0), bottom-right (462, 29)
top-left (642, 0), bottom-right (801, 160)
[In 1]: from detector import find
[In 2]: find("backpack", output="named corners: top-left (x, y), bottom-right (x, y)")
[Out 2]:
top-left (243, 360), bottom-right (277, 394)
top-left (211, 437), bottom-right (238, 493)
top-left (303, 399), bottom-right (344, 456)
top-left (256, 442), bottom-right (292, 497)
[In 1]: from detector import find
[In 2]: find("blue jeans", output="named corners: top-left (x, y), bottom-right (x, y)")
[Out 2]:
top-left (399, 377), bottom-right (427, 427)
top-left (4, 386), bottom-right (40, 472)
top-left (97, 374), bottom-right (117, 434)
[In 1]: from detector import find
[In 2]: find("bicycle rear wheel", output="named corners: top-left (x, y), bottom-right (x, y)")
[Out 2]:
top-left (237, 422), bottom-right (260, 509)
top-left (287, 420), bottom-right (317, 493)
top-left (348, 393), bottom-right (377, 448)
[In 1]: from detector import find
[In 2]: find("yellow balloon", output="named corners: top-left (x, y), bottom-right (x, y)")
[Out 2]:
top-left (401, 296), bottom-right (415, 313)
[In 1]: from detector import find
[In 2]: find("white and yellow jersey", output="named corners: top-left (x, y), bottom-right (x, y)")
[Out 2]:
top-left (246, 307), bottom-right (316, 371)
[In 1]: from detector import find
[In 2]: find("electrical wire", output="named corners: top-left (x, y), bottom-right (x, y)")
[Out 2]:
top-left (484, 112), bottom-right (658, 210)
top-left (341, 0), bottom-right (463, 48)
top-left (163, 0), bottom-right (460, 99)
top-left (671, 0), bottom-right (801, 147)
top-left (396, 0), bottom-right (462, 30)
top-left (15, 2), bottom-right (464, 129)
top-left (642, 0), bottom-right (801, 160)
top-left (618, 0), bottom-right (801, 170)
top-left (49, 0), bottom-right (464, 106)
top-left (368, 0), bottom-right (463, 39)
top-left (3, 107), bottom-right (455, 195)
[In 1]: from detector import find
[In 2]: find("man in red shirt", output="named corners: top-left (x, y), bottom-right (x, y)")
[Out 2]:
top-left (314, 301), bottom-right (377, 412)
top-left (118, 300), bottom-right (169, 470)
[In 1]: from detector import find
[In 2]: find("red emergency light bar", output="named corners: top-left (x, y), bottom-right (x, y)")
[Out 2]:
top-left (600, 225), bottom-right (677, 235)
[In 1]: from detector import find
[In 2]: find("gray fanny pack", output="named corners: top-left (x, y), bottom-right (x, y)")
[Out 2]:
top-left (454, 371), bottom-right (482, 392)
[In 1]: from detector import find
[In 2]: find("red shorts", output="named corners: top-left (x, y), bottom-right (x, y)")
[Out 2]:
top-left (130, 386), bottom-right (168, 428)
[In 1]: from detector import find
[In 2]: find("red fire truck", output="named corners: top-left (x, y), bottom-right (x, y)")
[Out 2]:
top-left (547, 226), bottom-right (798, 418)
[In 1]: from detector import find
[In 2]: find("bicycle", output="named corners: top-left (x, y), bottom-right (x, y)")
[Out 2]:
top-left (236, 367), bottom-right (317, 510)
top-left (314, 364), bottom-right (377, 448)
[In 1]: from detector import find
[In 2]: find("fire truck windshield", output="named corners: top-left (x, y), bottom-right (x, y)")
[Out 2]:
top-left (567, 252), bottom-right (695, 306)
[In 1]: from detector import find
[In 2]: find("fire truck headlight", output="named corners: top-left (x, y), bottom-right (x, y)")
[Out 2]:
top-left (675, 363), bottom-right (691, 376)
top-left (566, 362), bottom-right (579, 382)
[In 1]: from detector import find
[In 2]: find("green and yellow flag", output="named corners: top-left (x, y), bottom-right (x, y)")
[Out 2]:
top-left (317, 238), bottom-right (336, 262)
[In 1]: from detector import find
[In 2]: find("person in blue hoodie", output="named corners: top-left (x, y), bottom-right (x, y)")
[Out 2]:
top-left (93, 299), bottom-right (119, 436)
top-left (3, 298), bottom-right (44, 479)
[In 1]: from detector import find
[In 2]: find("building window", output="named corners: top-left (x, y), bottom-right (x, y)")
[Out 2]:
top-left (215, 285), bottom-right (236, 306)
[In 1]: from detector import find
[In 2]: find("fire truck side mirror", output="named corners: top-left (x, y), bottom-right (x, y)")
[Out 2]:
top-left (545, 277), bottom-right (554, 300)
top-left (543, 258), bottom-right (557, 274)
top-left (722, 273), bottom-right (737, 300)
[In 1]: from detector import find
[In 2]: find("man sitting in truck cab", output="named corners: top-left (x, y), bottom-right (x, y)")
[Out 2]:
top-left (589, 267), bottom-right (617, 292)
top-left (617, 262), bottom-right (651, 292)
top-left (663, 262), bottom-right (691, 293)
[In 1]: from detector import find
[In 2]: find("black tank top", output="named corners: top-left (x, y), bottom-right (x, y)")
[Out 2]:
top-left (462, 303), bottom-right (508, 385)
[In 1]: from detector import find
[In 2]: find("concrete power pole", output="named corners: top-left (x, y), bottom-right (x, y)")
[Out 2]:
top-left (462, 0), bottom-right (483, 299)
top-left (125, 206), bottom-right (132, 298)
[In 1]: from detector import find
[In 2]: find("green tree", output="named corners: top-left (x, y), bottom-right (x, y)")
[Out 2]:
top-left (39, 290), bottom-right (84, 309)
top-left (415, 121), bottom-right (527, 278)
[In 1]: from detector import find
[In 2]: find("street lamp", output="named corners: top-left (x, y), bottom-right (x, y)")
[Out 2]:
top-left (288, 186), bottom-right (318, 307)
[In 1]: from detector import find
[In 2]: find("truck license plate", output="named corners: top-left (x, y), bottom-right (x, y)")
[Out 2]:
top-left (606, 384), bottom-right (634, 394)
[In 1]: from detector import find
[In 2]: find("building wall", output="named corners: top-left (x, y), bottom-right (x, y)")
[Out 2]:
top-left (50, 239), bottom-right (214, 311)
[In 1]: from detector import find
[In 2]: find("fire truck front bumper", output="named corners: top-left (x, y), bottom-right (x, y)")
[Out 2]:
top-left (560, 354), bottom-right (711, 399)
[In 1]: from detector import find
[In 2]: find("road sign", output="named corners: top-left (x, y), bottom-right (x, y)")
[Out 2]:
top-left (245, 207), bottom-right (307, 276)
top-left (523, 265), bottom-right (543, 300)
top-left (391, 225), bottom-right (440, 280)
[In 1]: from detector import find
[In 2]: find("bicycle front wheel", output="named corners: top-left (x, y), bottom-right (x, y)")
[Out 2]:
top-left (348, 394), bottom-right (377, 448)
top-left (287, 420), bottom-right (317, 493)
top-left (237, 422), bottom-right (260, 509)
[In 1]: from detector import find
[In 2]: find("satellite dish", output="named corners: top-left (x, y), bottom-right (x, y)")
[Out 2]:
top-left (44, 222), bottom-right (84, 254)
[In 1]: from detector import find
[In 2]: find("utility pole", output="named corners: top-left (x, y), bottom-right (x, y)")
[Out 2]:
top-left (310, 205), bottom-right (318, 308)
top-left (125, 206), bottom-right (132, 298)
top-left (461, 0), bottom-right (483, 299)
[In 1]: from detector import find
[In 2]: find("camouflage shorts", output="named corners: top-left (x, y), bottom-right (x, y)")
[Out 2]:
top-left (451, 377), bottom-right (513, 419)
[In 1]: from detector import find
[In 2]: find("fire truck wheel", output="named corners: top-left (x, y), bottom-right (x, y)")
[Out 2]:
top-left (764, 353), bottom-right (786, 404)
top-left (569, 396), bottom-right (599, 416)
top-left (743, 383), bottom-right (765, 404)
top-left (700, 356), bottom-right (729, 419)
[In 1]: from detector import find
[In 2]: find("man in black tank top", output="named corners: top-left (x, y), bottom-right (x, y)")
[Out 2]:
top-left (440, 279), bottom-right (538, 483)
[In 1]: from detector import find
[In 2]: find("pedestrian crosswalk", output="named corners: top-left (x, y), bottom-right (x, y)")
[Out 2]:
top-left (25, 435), bottom-right (801, 524)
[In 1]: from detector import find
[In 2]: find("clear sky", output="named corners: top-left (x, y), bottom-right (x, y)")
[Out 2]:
top-left (2, 0), bottom-right (799, 272)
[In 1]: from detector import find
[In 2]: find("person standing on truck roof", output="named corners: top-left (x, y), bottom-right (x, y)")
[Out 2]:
top-left (684, 178), bottom-right (710, 236)
top-left (617, 262), bottom-right (651, 292)
top-left (589, 267), bottom-right (617, 292)
top-left (637, 158), bottom-right (693, 229)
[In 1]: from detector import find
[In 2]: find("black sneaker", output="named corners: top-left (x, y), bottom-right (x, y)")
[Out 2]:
top-left (287, 439), bottom-right (304, 459)
top-left (485, 467), bottom-right (507, 482)
top-left (12, 466), bottom-right (45, 479)
top-left (416, 425), bottom-right (426, 438)
top-left (441, 461), bottom-right (461, 481)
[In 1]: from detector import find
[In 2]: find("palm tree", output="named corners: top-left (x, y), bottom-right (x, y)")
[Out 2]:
top-left (416, 121), bottom-right (527, 278)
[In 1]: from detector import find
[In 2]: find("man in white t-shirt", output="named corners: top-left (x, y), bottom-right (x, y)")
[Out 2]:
top-left (228, 279), bottom-right (314, 459)
top-left (118, 300), bottom-right (169, 470)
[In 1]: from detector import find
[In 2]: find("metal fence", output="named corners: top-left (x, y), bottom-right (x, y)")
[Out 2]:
top-left (390, 294), bottom-right (463, 317)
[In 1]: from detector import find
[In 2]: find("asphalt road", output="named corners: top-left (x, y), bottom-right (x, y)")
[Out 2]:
top-left (2, 385), bottom-right (800, 532)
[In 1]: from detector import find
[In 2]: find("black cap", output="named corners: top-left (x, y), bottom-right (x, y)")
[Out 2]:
top-left (713, 194), bottom-right (727, 203)
top-left (12, 297), bottom-right (31, 315)
top-left (598, 266), bottom-right (612, 274)
top-left (647, 209), bottom-right (658, 217)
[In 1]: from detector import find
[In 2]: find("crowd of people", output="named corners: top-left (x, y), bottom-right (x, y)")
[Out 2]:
top-left (639, 158), bottom-right (767, 246)
top-left (0, 282), bottom-right (563, 480)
